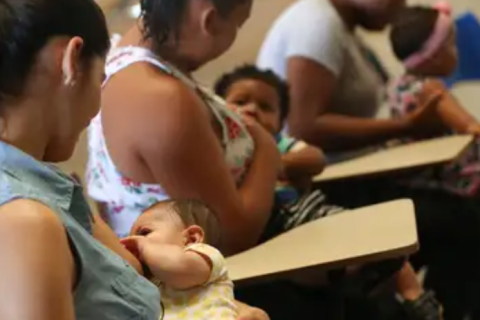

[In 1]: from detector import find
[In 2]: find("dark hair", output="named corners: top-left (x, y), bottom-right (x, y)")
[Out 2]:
top-left (148, 199), bottom-right (221, 247)
top-left (0, 0), bottom-right (110, 106)
top-left (214, 64), bottom-right (290, 122)
top-left (390, 6), bottom-right (440, 61)
top-left (139, 0), bottom-right (247, 50)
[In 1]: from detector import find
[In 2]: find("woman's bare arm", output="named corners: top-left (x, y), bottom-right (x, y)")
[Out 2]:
top-left (114, 79), bottom-right (278, 255)
top-left (70, 173), bottom-right (143, 273)
top-left (235, 118), bottom-right (281, 228)
top-left (92, 213), bottom-right (143, 273)
top-left (0, 200), bottom-right (75, 320)
top-left (287, 57), bottom-right (412, 151)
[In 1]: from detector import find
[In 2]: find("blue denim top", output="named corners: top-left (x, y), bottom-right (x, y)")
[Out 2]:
top-left (0, 141), bottom-right (161, 320)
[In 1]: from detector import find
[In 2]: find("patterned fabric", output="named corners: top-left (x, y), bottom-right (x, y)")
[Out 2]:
top-left (0, 141), bottom-right (161, 320)
top-left (158, 243), bottom-right (237, 320)
top-left (263, 189), bottom-right (344, 242)
top-left (262, 134), bottom-right (344, 241)
top-left (87, 44), bottom-right (255, 238)
top-left (275, 134), bottom-right (301, 205)
top-left (388, 74), bottom-right (480, 197)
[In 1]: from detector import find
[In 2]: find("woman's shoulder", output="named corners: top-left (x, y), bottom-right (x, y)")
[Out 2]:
top-left (0, 194), bottom-right (162, 320)
top-left (103, 72), bottom-right (212, 149)
top-left (0, 198), bottom-right (64, 231)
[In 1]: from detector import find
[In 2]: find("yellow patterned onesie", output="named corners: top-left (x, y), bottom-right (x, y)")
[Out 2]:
top-left (157, 243), bottom-right (238, 320)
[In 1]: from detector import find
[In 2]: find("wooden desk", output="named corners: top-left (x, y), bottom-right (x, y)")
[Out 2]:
top-left (227, 199), bottom-right (417, 283)
top-left (314, 135), bottom-right (473, 183)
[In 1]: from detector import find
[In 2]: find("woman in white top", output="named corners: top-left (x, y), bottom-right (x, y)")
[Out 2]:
top-left (257, 0), bottom-right (433, 160)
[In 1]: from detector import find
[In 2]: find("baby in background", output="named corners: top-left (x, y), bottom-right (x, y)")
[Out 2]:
top-left (388, 2), bottom-right (480, 197)
top-left (214, 65), bottom-right (346, 240)
top-left (121, 199), bottom-right (237, 320)
top-left (214, 65), bottom-right (326, 208)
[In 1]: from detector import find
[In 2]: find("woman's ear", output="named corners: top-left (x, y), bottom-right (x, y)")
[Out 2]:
top-left (183, 225), bottom-right (205, 245)
top-left (62, 36), bottom-right (84, 86)
top-left (200, 6), bottom-right (220, 37)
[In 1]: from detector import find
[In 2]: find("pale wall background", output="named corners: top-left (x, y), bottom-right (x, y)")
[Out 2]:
top-left (61, 0), bottom-right (480, 180)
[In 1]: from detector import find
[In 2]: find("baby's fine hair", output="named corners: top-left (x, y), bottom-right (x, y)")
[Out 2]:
top-left (148, 199), bottom-right (221, 247)
top-left (390, 6), bottom-right (441, 61)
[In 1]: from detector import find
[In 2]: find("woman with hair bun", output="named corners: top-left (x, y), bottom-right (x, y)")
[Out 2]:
top-left (87, 1), bottom-right (272, 319)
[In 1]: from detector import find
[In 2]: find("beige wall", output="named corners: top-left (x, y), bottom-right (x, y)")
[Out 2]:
top-left (61, 0), bottom-right (480, 178)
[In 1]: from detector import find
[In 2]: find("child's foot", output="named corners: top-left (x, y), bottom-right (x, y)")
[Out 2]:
top-left (401, 291), bottom-right (443, 320)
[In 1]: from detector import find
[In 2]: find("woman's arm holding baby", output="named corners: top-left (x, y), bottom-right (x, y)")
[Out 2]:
top-left (93, 215), bottom-right (143, 273)
top-left (70, 172), bottom-right (144, 274)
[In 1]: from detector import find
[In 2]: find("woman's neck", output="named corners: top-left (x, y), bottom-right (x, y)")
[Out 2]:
top-left (0, 100), bottom-right (50, 161)
top-left (123, 24), bottom-right (196, 75)
top-left (329, 0), bottom-right (357, 30)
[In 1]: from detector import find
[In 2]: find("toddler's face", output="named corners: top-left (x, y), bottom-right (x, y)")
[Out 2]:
top-left (225, 79), bottom-right (282, 135)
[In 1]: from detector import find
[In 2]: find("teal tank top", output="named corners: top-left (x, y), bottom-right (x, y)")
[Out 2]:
top-left (0, 141), bottom-right (161, 320)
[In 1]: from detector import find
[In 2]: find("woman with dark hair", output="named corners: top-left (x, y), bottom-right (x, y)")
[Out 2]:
top-left (86, 0), bottom-right (272, 319)
top-left (87, 0), bottom-right (277, 258)
top-left (0, 0), bottom-right (161, 319)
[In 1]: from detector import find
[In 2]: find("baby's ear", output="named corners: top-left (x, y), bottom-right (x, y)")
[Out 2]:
top-left (184, 225), bottom-right (205, 245)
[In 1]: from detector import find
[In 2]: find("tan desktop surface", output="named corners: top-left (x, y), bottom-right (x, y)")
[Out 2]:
top-left (314, 135), bottom-right (473, 182)
top-left (227, 199), bottom-right (417, 283)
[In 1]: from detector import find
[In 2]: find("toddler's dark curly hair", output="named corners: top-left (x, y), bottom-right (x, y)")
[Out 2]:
top-left (214, 65), bottom-right (290, 122)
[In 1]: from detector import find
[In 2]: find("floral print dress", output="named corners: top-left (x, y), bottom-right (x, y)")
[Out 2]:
top-left (87, 45), bottom-right (255, 238)
top-left (388, 74), bottom-right (480, 197)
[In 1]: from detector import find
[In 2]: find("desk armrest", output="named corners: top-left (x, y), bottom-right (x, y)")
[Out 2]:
top-left (315, 135), bottom-right (473, 182)
top-left (227, 199), bottom-right (418, 283)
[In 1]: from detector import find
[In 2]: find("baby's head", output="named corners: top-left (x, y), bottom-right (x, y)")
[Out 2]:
top-left (131, 199), bottom-right (220, 248)
top-left (215, 65), bottom-right (289, 136)
top-left (390, 2), bottom-right (457, 77)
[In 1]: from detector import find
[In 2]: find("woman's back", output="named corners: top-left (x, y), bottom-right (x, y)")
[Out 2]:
top-left (86, 0), bottom-right (278, 256)
top-left (87, 44), bottom-right (255, 237)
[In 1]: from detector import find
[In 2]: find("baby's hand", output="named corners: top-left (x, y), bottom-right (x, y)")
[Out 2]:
top-left (237, 305), bottom-right (270, 320)
top-left (465, 123), bottom-right (480, 136)
top-left (120, 236), bottom-right (147, 260)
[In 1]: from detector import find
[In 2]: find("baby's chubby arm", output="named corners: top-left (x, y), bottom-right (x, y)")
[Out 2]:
top-left (121, 236), bottom-right (212, 290)
top-left (418, 80), bottom-right (480, 134)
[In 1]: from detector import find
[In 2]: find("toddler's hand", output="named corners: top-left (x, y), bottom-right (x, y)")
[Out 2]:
top-left (227, 103), bottom-right (257, 125)
top-left (405, 88), bottom-right (444, 137)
